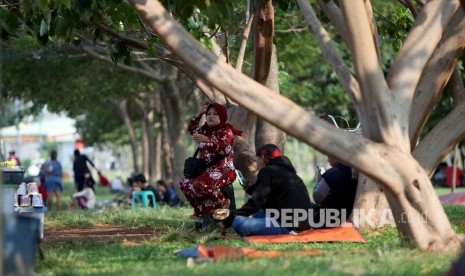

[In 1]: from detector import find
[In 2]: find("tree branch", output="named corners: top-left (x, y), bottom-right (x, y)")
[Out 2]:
top-left (398, 0), bottom-right (419, 17)
top-left (275, 27), bottom-right (307, 33)
top-left (235, 13), bottom-right (254, 72)
top-left (316, 0), bottom-right (349, 45)
top-left (388, 0), bottom-right (460, 123)
top-left (450, 65), bottom-right (465, 106)
top-left (79, 44), bottom-right (166, 82)
top-left (297, 0), bottom-right (362, 111)
top-left (413, 102), bottom-right (465, 174)
top-left (91, 19), bottom-right (228, 101)
top-left (408, 7), bottom-right (465, 144)
top-left (92, 21), bottom-right (149, 50)
top-left (364, 0), bottom-right (382, 64)
top-left (339, 0), bottom-right (394, 144)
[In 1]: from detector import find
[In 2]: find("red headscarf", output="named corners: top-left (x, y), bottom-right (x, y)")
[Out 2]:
top-left (205, 103), bottom-right (242, 136)
top-left (256, 144), bottom-right (282, 159)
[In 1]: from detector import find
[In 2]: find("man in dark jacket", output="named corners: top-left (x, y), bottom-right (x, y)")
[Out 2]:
top-left (73, 149), bottom-right (97, 192)
top-left (231, 144), bottom-right (315, 236)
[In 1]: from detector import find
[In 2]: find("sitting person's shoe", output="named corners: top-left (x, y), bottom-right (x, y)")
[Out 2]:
top-left (212, 208), bottom-right (230, 221)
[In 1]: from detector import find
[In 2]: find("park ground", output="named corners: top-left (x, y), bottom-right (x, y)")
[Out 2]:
top-left (36, 182), bottom-right (465, 275)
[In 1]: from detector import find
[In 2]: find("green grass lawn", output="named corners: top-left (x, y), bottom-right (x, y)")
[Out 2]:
top-left (36, 183), bottom-right (465, 275)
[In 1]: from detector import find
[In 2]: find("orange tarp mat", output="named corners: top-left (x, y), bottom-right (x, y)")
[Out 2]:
top-left (197, 244), bottom-right (325, 260)
top-left (244, 222), bottom-right (366, 244)
top-left (439, 192), bottom-right (465, 205)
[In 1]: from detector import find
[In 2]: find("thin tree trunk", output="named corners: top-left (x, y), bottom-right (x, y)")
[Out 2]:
top-left (154, 128), bottom-right (162, 180)
top-left (108, 99), bottom-right (141, 173)
top-left (134, 97), bottom-right (154, 180)
top-left (160, 110), bottom-right (173, 181)
top-left (159, 69), bottom-right (189, 202)
top-left (452, 144), bottom-right (460, 193)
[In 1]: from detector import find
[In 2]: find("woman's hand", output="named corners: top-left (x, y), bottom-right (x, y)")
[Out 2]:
top-left (195, 101), bottom-right (211, 118)
top-left (192, 132), bottom-right (209, 143)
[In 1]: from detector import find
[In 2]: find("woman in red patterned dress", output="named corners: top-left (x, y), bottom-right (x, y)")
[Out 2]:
top-left (179, 102), bottom-right (242, 220)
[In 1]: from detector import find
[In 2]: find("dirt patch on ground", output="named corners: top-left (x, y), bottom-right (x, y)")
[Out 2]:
top-left (43, 225), bottom-right (160, 246)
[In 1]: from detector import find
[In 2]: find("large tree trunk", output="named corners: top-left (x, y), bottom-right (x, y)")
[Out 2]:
top-left (337, 0), bottom-right (462, 250)
top-left (381, 152), bottom-right (460, 251)
top-left (229, 106), bottom-right (258, 189)
top-left (228, 0), bottom-right (283, 190)
top-left (351, 176), bottom-right (393, 228)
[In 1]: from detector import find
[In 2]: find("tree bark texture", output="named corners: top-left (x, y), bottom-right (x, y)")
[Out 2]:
top-left (409, 8), bottom-right (465, 146)
top-left (255, 45), bottom-right (286, 152)
top-left (252, 0), bottom-right (274, 84)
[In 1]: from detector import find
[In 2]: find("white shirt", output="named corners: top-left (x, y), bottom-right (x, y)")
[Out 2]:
top-left (110, 177), bottom-right (124, 191)
top-left (72, 188), bottom-right (96, 209)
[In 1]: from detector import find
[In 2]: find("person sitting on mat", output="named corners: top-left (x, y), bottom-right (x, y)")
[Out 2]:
top-left (179, 101), bottom-right (242, 221)
top-left (228, 144), bottom-right (314, 236)
top-left (313, 155), bottom-right (358, 219)
top-left (68, 173), bottom-right (96, 210)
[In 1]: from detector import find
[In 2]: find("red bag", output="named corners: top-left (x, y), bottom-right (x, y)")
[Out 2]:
top-left (98, 172), bottom-right (109, 187)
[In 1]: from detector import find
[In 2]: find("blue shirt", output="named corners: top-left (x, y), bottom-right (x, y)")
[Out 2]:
top-left (43, 160), bottom-right (62, 184)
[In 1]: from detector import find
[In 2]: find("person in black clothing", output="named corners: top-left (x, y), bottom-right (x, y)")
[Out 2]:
top-left (156, 180), bottom-right (180, 206)
top-left (313, 155), bottom-right (358, 220)
top-left (73, 149), bottom-right (97, 192)
top-left (133, 173), bottom-right (161, 207)
top-left (229, 144), bottom-right (314, 236)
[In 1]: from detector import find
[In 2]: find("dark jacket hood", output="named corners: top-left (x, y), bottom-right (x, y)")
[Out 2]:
top-left (267, 156), bottom-right (296, 174)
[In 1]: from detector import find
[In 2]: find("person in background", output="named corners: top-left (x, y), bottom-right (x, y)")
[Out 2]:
top-left (42, 150), bottom-right (63, 211)
top-left (167, 181), bottom-right (181, 206)
top-left (133, 173), bottom-right (161, 207)
top-left (156, 179), bottom-right (180, 206)
top-left (179, 102), bottom-right (242, 220)
top-left (110, 176), bottom-right (126, 194)
top-left (38, 173), bottom-right (48, 207)
top-left (312, 155), bottom-right (358, 219)
top-left (432, 162), bottom-right (448, 186)
top-left (68, 173), bottom-right (96, 210)
top-left (115, 175), bottom-right (137, 207)
top-left (8, 150), bottom-right (21, 166)
top-left (73, 149), bottom-right (97, 192)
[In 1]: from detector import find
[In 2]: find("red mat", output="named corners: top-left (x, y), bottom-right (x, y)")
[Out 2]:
top-left (197, 244), bottom-right (325, 261)
top-left (439, 192), bottom-right (465, 205)
top-left (245, 222), bottom-right (366, 244)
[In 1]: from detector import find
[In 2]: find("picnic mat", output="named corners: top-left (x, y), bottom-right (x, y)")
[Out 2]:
top-left (175, 244), bottom-right (325, 261)
top-left (244, 222), bottom-right (366, 244)
top-left (439, 192), bottom-right (465, 205)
